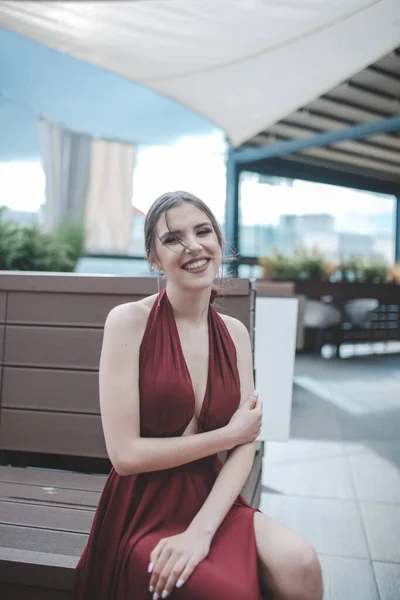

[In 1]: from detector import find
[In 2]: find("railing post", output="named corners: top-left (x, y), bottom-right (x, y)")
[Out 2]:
top-left (225, 150), bottom-right (240, 277)
top-left (396, 196), bottom-right (400, 264)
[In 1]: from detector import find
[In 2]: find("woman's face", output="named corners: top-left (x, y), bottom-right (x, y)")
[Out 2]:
top-left (153, 201), bottom-right (222, 292)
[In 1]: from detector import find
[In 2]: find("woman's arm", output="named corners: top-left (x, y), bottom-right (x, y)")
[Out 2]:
top-left (187, 317), bottom-right (260, 539)
top-left (99, 302), bottom-right (237, 476)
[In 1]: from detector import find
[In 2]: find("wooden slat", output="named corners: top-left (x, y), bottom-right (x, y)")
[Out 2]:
top-left (6, 292), bottom-right (133, 327)
top-left (0, 482), bottom-right (101, 508)
top-left (0, 325), bottom-right (4, 404)
top-left (0, 273), bottom-right (248, 296)
top-left (0, 273), bottom-right (159, 294)
top-left (0, 292), bottom-right (6, 323)
top-left (0, 547), bottom-right (76, 591)
top-left (2, 368), bottom-right (98, 412)
top-left (0, 411), bottom-right (107, 457)
top-left (0, 466), bottom-right (106, 492)
top-left (241, 443), bottom-right (263, 507)
top-left (0, 324), bottom-right (4, 359)
top-left (6, 284), bottom-right (250, 327)
top-left (0, 523), bottom-right (86, 556)
top-left (216, 295), bottom-right (251, 330)
top-left (4, 326), bottom-right (102, 369)
top-left (252, 473), bottom-right (262, 510)
top-left (0, 582), bottom-right (73, 600)
top-left (0, 501), bottom-right (94, 534)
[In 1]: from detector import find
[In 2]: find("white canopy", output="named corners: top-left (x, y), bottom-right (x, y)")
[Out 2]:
top-left (1, 0), bottom-right (399, 146)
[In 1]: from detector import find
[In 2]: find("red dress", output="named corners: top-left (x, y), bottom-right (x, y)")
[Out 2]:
top-left (75, 289), bottom-right (264, 599)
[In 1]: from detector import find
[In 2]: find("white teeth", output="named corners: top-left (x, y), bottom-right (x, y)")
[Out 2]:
top-left (184, 259), bottom-right (208, 270)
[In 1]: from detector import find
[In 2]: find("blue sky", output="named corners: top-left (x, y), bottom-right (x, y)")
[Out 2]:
top-left (0, 27), bottom-right (218, 161)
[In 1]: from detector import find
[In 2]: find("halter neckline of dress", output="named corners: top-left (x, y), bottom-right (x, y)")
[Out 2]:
top-left (159, 287), bottom-right (214, 427)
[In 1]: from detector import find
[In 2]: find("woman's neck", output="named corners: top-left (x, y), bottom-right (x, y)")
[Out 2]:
top-left (165, 283), bottom-right (212, 325)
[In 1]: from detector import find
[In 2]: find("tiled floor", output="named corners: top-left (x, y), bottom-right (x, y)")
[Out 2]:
top-left (260, 353), bottom-right (400, 600)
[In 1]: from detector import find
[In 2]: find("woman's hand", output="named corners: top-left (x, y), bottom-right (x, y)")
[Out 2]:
top-left (148, 528), bottom-right (211, 598)
top-left (226, 390), bottom-right (262, 446)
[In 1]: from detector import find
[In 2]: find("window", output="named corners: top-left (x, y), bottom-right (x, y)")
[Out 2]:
top-left (239, 172), bottom-right (396, 267)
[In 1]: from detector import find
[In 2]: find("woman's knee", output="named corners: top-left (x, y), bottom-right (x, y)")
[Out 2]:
top-left (278, 541), bottom-right (323, 600)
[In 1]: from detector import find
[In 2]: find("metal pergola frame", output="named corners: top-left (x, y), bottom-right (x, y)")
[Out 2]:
top-left (225, 115), bottom-right (400, 275)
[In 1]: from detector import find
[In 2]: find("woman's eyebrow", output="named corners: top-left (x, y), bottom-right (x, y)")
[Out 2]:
top-left (160, 222), bottom-right (211, 240)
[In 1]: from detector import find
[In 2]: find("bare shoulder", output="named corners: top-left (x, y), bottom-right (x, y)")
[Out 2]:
top-left (219, 313), bottom-right (250, 346)
top-left (104, 294), bottom-right (159, 339)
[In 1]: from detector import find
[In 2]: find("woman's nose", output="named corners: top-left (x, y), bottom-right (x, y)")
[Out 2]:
top-left (184, 236), bottom-right (202, 253)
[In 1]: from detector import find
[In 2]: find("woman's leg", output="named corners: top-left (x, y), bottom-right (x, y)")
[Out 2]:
top-left (253, 512), bottom-right (324, 600)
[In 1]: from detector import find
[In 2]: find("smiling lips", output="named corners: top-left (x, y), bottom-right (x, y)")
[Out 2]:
top-left (182, 258), bottom-right (210, 272)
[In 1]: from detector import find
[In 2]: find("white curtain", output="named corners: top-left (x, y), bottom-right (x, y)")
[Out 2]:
top-left (38, 117), bottom-right (136, 253)
top-left (38, 117), bottom-right (91, 232)
top-left (84, 138), bottom-right (135, 253)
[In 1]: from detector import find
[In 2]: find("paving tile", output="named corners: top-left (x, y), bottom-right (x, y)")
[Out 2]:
top-left (338, 408), bottom-right (400, 442)
top-left (345, 441), bottom-right (400, 468)
top-left (262, 454), bottom-right (355, 500)
top-left (264, 439), bottom-right (345, 464)
top-left (360, 503), bottom-right (400, 563)
top-left (259, 493), bottom-right (368, 558)
top-left (347, 449), bottom-right (400, 504)
top-left (290, 384), bottom-right (342, 442)
top-left (373, 562), bottom-right (400, 600)
top-left (319, 555), bottom-right (379, 600)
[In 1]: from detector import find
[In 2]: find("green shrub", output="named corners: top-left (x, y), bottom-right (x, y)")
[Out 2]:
top-left (258, 247), bottom-right (391, 284)
top-left (337, 256), bottom-right (388, 284)
top-left (0, 208), bottom-right (85, 272)
top-left (295, 248), bottom-right (330, 281)
top-left (0, 208), bottom-right (19, 269)
top-left (259, 247), bottom-right (330, 281)
top-left (259, 250), bottom-right (301, 280)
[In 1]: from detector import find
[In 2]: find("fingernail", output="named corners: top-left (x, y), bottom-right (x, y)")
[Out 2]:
top-left (149, 586), bottom-right (154, 593)
top-left (176, 579), bottom-right (184, 588)
top-left (148, 562), bottom-right (153, 573)
top-left (153, 594), bottom-right (159, 600)
top-left (162, 591), bottom-right (169, 598)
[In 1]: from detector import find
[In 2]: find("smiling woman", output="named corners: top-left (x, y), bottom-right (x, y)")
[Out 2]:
top-left (75, 191), bottom-right (323, 600)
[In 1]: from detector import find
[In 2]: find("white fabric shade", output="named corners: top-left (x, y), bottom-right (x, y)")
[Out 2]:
top-left (1, 0), bottom-right (399, 146)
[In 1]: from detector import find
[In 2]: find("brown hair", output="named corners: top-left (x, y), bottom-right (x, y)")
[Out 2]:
top-left (144, 191), bottom-right (228, 296)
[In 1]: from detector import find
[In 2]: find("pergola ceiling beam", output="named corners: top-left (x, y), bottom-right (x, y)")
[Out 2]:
top-left (279, 112), bottom-right (400, 150)
top-left (307, 97), bottom-right (392, 123)
top-left (268, 123), bottom-right (400, 164)
top-left (374, 53), bottom-right (400, 76)
top-left (300, 146), bottom-right (400, 176)
top-left (234, 115), bottom-right (400, 165)
top-left (351, 70), bottom-right (400, 98)
top-left (250, 132), bottom-right (400, 175)
top-left (326, 84), bottom-right (400, 115)
top-left (276, 154), bottom-right (400, 188)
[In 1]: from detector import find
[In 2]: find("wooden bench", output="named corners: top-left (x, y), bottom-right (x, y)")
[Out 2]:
top-left (0, 273), bottom-right (263, 600)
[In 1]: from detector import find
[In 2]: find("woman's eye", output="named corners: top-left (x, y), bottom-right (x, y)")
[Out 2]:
top-left (198, 229), bottom-right (212, 236)
top-left (164, 236), bottom-right (179, 244)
